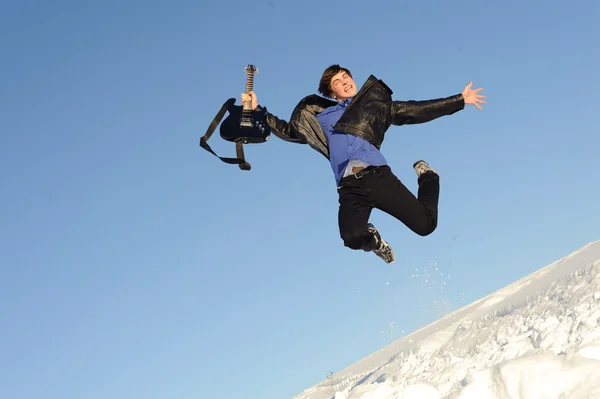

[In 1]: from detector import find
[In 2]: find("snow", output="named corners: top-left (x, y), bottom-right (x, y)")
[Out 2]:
top-left (293, 240), bottom-right (600, 399)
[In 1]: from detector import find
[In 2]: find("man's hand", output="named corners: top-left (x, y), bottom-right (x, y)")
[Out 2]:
top-left (461, 81), bottom-right (486, 110)
top-left (241, 91), bottom-right (259, 110)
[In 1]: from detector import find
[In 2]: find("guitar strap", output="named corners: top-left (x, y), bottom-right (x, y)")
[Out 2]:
top-left (199, 98), bottom-right (252, 171)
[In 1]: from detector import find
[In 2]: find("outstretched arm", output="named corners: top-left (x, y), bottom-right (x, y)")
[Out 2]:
top-left (390, 81), bottom-right (485, 126)
top-left (241, 91), bottom-right (305, 143)
top-left (390, 94), bottom-right (464, 125)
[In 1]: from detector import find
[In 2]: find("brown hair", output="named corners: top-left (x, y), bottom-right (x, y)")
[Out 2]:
top-left (318, 64), bottom-right (352, 98)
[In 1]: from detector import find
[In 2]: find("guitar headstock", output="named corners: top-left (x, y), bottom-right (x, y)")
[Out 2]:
top-left (244, 64), bottom-right (258, 74)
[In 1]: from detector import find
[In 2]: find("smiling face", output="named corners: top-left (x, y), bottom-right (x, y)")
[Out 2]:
top-left (318, 65), bottom-right (357, 102)
top-left (329, 70), bottom-right (356, 102)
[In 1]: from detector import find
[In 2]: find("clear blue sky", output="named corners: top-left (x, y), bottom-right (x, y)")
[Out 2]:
top-left (1, 1), bottom-right (598, 398)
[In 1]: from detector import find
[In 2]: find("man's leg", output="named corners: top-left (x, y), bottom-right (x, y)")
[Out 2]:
top-left (337, 175), bottom-right (396, 263)
top-left (369, 162), bottom-right (440, 236)
top-left (337, 183), bottom-right (378, 251)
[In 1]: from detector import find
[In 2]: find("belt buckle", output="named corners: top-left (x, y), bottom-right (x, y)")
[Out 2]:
top-left (352, 166), bottom-right (366, 179)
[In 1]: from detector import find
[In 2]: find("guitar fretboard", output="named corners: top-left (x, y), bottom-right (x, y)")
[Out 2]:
top-left (245, 72), bottom-right (255, 94)
top-left (241, 67), bottom-right (257, 127)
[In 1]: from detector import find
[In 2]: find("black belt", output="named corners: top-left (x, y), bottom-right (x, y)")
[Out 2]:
top-left (341, 165), bottom-right (381, 182)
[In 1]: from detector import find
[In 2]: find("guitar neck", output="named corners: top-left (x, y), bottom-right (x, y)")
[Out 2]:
top-left (239, 66), bottom-right (258, 127)
top-left (243, 71), bottom-right (255, 112)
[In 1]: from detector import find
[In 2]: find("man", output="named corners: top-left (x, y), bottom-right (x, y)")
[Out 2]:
top-left (242, 65), bottom-right (485, 264)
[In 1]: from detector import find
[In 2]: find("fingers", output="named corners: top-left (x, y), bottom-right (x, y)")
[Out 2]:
top-left (241, 93), bottom-right (254, 106)
top-left (463, 82), bottom-right (486, 109)
top-left (474, 97), bottom-right (486, 109)
top-left (465, 82), bottom-right (486, 95)
top-left (477, 90), bottom-right (486, 104)
top-left (240, 92), bottom-right (259, 110)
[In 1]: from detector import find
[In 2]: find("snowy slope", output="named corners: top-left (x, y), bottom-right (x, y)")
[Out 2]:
top-left (293, 240), bottom-right (600, 399)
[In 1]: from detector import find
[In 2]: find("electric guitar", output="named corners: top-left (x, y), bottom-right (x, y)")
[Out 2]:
top-left (219, 64), bottom-right (271, 144)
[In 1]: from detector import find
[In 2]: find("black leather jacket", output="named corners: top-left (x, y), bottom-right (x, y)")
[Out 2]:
top-left (259, 74), bottom-right (465, 159)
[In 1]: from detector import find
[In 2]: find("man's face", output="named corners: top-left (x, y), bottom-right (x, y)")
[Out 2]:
top-left (329, 70), bottom-right (356, 101)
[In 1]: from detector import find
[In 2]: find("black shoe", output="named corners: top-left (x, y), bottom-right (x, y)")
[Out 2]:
top-left (413, 160), bottom-right (438, 178)
top-left (367, 223), bottom-right (395, 264)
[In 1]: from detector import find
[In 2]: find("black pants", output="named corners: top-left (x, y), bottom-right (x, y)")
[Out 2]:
top-left (337, 165), bottom-right (440, 251)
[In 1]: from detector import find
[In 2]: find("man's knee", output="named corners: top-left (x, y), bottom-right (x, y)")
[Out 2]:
top-left (341, 227), bottom-right (372, 250)
top-left (414, 221), bottom-right (437, 236)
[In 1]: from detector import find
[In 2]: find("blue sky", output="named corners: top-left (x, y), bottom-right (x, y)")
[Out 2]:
top-left (1, 1), bottom-right (598, 398)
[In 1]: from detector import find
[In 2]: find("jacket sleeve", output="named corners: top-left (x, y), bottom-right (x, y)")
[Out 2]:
top-left (257, 105), bottom-right (306, 144)
top-left (390, 94), bottom-right (465, 126)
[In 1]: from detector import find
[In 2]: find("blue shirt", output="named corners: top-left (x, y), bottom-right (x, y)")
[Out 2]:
top-left (317, 98), bottom-right (387, 184)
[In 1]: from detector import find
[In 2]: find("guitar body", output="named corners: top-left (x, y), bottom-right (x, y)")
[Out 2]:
top-left (219, 102), bottom-right (271, 144)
